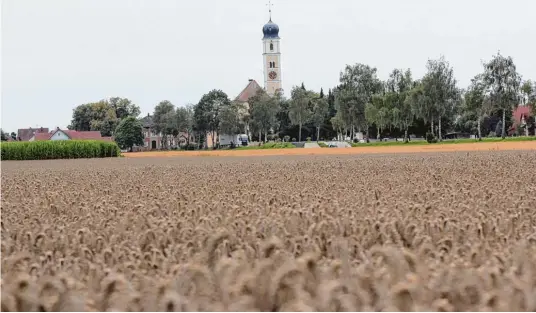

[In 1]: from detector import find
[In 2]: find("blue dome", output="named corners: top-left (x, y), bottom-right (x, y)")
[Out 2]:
top-left (262, 20), bottom-right (280, 39)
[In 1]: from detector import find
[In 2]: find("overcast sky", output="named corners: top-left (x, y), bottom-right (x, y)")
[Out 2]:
top-left (2, 0), bottom-right (535, 132)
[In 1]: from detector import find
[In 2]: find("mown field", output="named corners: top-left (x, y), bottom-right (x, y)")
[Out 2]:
top-left (2, 151), bottom-right (536, 311)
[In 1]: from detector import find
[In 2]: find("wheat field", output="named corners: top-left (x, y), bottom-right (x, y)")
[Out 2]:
top-left (1, 151), bottom-right (536, 311)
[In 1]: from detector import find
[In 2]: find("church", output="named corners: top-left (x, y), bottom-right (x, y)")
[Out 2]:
top-left (207, 8), bottom-right (283, 147)
top-left (235, 6), bottom-right (283, 104)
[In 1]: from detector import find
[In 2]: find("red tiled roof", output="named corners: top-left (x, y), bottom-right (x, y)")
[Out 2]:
top-left (508, 105), bottom-right (533, 134)
top-left (33, 132), bottom-right (52, 141)
top-left (513, 106), bottom-right (531, 124)
top-left (17, 127), bottom-right (49, 141)
top-left (235, 80), bottom-right (262, 103)
top-left (63, 130), bottom-right (103, 140)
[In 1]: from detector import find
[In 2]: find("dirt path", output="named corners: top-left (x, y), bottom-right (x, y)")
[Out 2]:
top-left (123, 141), bottom-right (536, 158)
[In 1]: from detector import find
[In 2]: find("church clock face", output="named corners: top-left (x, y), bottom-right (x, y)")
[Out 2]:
top-left (268, 71), bottom-right (277, 80)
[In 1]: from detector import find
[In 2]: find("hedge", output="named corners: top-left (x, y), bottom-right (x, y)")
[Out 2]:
top-left (0, 140), bottom-right (121, 160)
top-left (259, 142), bottom-right (295, 149)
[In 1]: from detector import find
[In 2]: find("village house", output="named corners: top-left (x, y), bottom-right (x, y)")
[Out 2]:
top-left (29, 128), bottom-right (113, 141)
top-left (138, 113), bottom-right (193, 150)
top-left (17, 127), bottom-right (49, 141)
top-left (509, 105), bottom-right (534, 136)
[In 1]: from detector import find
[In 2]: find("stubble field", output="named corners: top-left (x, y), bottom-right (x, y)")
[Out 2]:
top-left (2, 151), bottom-right (536, 311)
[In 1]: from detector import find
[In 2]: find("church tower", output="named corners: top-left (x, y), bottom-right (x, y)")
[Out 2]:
top-left (262, 3), bottom-right (282, 96)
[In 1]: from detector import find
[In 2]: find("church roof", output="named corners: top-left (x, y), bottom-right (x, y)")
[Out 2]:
top-left (262, 19), bottom-right (280, 39)
top-left (235, 79), bottom-right (262, 103)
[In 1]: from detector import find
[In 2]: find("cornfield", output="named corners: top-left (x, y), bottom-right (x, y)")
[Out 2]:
top-left (0, 140), bottom-right (121, 161)
top-left (1, 151), bottom-right (536, 311)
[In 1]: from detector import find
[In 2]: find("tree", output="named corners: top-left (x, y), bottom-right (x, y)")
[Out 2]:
top-left (521, 80), bottom-right (534, 106)
top-left (367, 99), bottom-right (386, 140)
top-left (108, 97), bottom-right (141, 119)
top-left (250, 89), bottom-right (280, 142)
top-left (289, 86), bottom-right (313, 142)
top-left (408, 80), bottom-right (436, 138)
top-left (364, 102), bottom-right (379, 138)
top-left (465, 74), bottom-right (493, 140)
top-left (330, 112), bottom-right (346, 141)
top-left (337, 63), bottom-right (383, 141)
top-left (218, 102), bottom-right (242, 137)
top-left (114, 116), bottom-right (144, 151)
top-left (69, 98), bottom-right (140, 137)
top-left (483, 52), bottom-right (522, 138)
top-left (175, 105), bottom-right (194, 146)
top-left (153, 100), bottom-right (176, 149)
top-left (69, 103), bottom-right (94, 131)
top-left (0, 129), bottom-right (8, 141)
top-left (194, 89), bottom-right (230, 148)
top-left (275, 92), bottom-right (292, 139)
top-left (421, 56), bottom-right (460, 141)
top-left (89, 100), bottom-right (118, 137)
top-left (311, 96), bottom-right (329, 141)
top-left (10, 132), bottom-right (17, 141)
top-left (387, 69), bottom-right (414, 142)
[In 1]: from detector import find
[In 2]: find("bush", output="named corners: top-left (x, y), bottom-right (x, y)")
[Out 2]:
top-left (306, 137), bottom-right (312, 142)
top-left (318, 142), bottom-right (328, 148)
top-left (259, 142), bottom-right (295, 149)
top-left (1, 140), bottom-right (121, 160)
top-left (291, 138), bottom-right (297, 142)
top-left (267, 134), bottom-right (279, 141)
top-left (182, 143), bottom-right (199, 150)
top-left (425, 132), bottom-right (438, 144)
top-left (283, 135), bottom-right (290, 142)
top-left (487, 131), bottom-right (497, 138)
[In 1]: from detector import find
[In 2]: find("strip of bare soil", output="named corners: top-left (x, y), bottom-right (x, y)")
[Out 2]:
top-left (123, 141), bottom-right (536, 158)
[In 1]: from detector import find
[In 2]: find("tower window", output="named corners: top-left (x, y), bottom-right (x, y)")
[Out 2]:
top-left (273, 61), bottom-right (276, 68)
top-left (270, 42), bottom-right (274, 51)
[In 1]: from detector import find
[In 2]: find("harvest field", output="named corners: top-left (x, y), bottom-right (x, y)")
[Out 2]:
top-left (2, 151), bottom-right (536, 311)
top-left (123, 140), bottom-right (536, 158)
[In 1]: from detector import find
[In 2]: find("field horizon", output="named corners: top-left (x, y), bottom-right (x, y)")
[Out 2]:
top-left (122, 140), bottom-right (536, 158)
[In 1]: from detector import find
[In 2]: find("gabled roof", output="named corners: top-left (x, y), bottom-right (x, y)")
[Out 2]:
top-left (139, 113), bottom-right (154, 128)
top-left (513, 105), bottom-right (531, 123)
top-left (17, 127), bottom-right (49, 141)
top-left (33, 132), bottom-right (52, 141)
top-left (63, 130), bottom-right (103, 140)
top-left (235, 79), bottom-right (262, 103)
top-left (39, 129), bottom-right (107, 141)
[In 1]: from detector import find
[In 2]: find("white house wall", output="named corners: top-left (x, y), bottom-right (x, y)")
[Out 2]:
top-left (50, 130), bottom-right (70, 140)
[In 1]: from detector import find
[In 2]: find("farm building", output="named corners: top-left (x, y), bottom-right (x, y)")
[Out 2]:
top-left (29, 128), bottom-right (113, 142)
top-left (17, 127), bottom-right (49, 141)
top-left (509, 105), bottom-right (534, 136)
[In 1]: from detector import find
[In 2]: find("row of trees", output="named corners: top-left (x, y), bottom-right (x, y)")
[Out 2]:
top-left (67, 51), bottom-right (536, 150)
top-left (0, 130), bottom-right (17, 141)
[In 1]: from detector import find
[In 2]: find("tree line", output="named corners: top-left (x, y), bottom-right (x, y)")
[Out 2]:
top-left (63, 51), bottom-right (535, 150)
